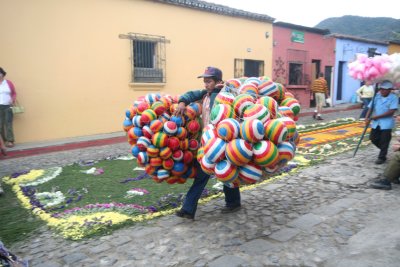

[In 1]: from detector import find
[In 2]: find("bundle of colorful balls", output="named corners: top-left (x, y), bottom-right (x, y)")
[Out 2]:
top-left (122, 93), bottom-right (203, 184)
top-left (198, 76), bottom-right (301, 187)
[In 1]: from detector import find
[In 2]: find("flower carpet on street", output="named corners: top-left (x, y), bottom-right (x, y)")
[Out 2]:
top-left (1, 118), bottom-right (374, 241)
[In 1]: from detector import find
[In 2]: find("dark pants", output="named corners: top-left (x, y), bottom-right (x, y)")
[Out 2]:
top-left (182, 160), bottom-right (241, 216)
top-left (369, 126), bottom-right (392, 160)
top-left (0, 105), bottom-right (14, 143)
top-left (360, 98), bottom-right (372, 119)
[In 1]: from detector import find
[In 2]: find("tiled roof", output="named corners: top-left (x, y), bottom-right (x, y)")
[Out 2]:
top-left (274, 22), bottom-right (330, 35)
top-left (153, 0), bottom-right (275, 22)
top-left (328, 33), bottom-right (388, 45)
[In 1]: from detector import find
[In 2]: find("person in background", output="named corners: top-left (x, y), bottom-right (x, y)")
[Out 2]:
top-left (356, 80), bottom-right (375, 120)
top-left (311, 72), bottom-right (329, 120)
top-left (0, 135), bottom-right (6, 156)
top-left (0, 67), bottom-right (16, 148)
top-left (174, 66), bottom-right (242, 220)
top-left (365, 80), bottom-right (398, 165)
top-left (369, 115), bottom-right (400, 190)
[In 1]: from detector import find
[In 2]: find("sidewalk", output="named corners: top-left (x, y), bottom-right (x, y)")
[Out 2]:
top-left (0, 103), bottom-right (361, 160)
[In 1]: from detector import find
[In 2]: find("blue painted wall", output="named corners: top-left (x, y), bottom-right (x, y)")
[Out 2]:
top-left (333, 38), bottom-right (387, 105)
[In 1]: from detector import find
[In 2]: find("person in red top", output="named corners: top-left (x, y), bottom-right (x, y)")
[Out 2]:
top-left (311, 72), bottom-right (329, 120)
top-left (0, 67), bottom-right (17, 148)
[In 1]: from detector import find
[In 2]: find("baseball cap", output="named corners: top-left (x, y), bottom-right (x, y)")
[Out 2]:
top-left (379, 80), bottom-right (393, 89)
top-left (197, 67), bottom-right (222, 81)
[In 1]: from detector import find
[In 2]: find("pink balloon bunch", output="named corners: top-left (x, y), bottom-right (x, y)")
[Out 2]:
top-left (383, 53), bottom-right (400, 88)
top-left (348, 53), bottom-right (391, 82)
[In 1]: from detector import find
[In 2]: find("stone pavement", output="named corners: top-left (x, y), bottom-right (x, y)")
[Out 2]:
top-left (3, 105), bottom-right (400, 267)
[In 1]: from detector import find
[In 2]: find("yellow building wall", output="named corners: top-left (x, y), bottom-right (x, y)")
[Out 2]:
top-left (388, 43), bottom-right (400, 54)
top-left (1, 0), bottom-right (273, 143)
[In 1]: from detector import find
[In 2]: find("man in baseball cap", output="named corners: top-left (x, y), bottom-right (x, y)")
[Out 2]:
top-left (197, 66), bottom-right (222, 81)
top-left (379, 80), bottom-right (394, 89)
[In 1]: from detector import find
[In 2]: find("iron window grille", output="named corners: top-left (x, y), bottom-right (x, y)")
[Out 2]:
top-left (234, 59), bottom-right (264, 78)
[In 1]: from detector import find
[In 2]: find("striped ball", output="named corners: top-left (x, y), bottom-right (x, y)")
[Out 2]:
top-left (147, 145), bottom-right (160, 158)
top-left (136, 101), bottom-right (150, 114)
top-left (259, 80), bottom-right (278, 97)
top-left (125, 106), bottom-right (136, 120)
top-left (274, 83), bottom-right (286, 102)
top-left (162, 158), bottom-right (174, 170)
top-left (233, 94), bottom-right (255, 117)
top-left (128, 127), bottom-right (143, 140)
top-left (172, 150), bottom-right (184, 161)
top-left (239, 162), bottom-right (263, 184)
top-left (164, 121), bottom-right (178, 136)
top-left (244, 77), bottom-right (261, 86)
top-left (257, 96), bottom-right (278, 119)
top-left (150, 119), bottom-right (164, 133)
top-left (160, 112), bottom-right (171, 122)
top-left (252, 140), bottom-right (279, 167)
top-left (132, 115), bottom-right (143, 127)
top-left (159, 147), bottom-right (172, 159)
top-left (284, 92), bottom-right (295, 99)
top-left (264, 164), bottom-right (279, 174)
top-left (167, 136), bottom-right (180, 151)
top-left (201, 127), bottom-right (217, 146)
top-left (159, 95), bottom-right (173, 109)
top-left (214, 160), bottom-right (239, 183)
top-left (150, 157), bottom-right (163, 167)
top-left (200, 156), bottom-right (216, 175)
top-left (140, 109), bottom-right (157, 125)
top-left (137, 151), bottom-right (149, 165)
top-left (176, 127), bottom-right (188, 140)
top-left (187, 120), bottom-right (201, 134)
top-left (131, 145), bottom-right (140, 158)
top-left (210, 104), bottom-right (234, 125)
top-left (142, 125), bottom-right (153, 139)
top-left (277, 141), bottom-right (295, 165)
top-left (264, 119), bottom-right (288, 145)
top-left (170, 116), bottom-right (185, 127)
top-left (197, 146), bottom-right (205, 162)
top-left (204, 137), bottom-right (227, 163)
top-left (216, 118), bottom-right (240, 141)
top-left (151, 101), bottom-right (166, 116)
top-left (152, 132), bottom-right (168, 148)
top-left (240, 119), bottom-right (265, 143)
top-left (157, 169), bottom-right (170, 180)
top-left (280, 97), bottom-right (301, 116)
top-left (180, 139), bottom-right (189, 150)
top-left (145, 164), bottom-right (158, 176)
top-left (243, 104), bottom-right (270, 123)
top-left (277, 117), bottom-right (296, 140)
top-left (145, 93), bottom-right (159, 105)
top-left (225, 139), bottom-right (253, 166)
top-left (214, 92), bottom-right (235, 106)
top-left (239, 83), bottom-right (259, 96)
top-left (225, 79), bottom-right (242, 91)
top-left (123, 117), bottom-right (133, 132)
top-left (137, 136), bottom-right (151, 151)
top-left (169, 103), bottom-right (178, 114)
top-left (278, 106), bottom-right (295, 120)
top-left (185, 104), bottom-right (197, 120)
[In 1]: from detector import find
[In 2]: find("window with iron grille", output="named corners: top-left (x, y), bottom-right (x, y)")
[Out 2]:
top-left (234, 59), bottom-right (264, 78)
top-left (287, 49), bottom-right (307, 85)
top-left (119, 33), bottom-right (168, 83)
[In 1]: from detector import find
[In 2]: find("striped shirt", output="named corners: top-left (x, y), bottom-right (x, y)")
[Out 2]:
top-left (311, 77), bottom-right (328, 94)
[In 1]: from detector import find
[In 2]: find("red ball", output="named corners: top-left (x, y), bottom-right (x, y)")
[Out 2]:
top-left (142, 125), bottom-right (153, 139)
top-left (172, 150), bottom-right (184, 161)
top-left (162, 158), bottom-right (174, 170)
top-left (167, 136), bottom-right (181, 151)
top-left (136, 101), bottom-right (150, 114)
top-left (183, 150), bottom-right (194, 164)
top-left (187, 120), bottom-right (201, 134)
top-left (189, 139), bottom-right (199, 151)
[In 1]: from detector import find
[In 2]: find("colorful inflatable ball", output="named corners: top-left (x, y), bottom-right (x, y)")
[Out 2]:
top-left (157, 169), bottom-right (170, 180)
top-left (167, 136), bottom-right (181, 151)
top-left (136, 136), bottom-right (152, 151)
top-left (142, 125), bottom-right (153, 139)
top-left (152, 132), bottom-right (169, 148)
top-left (257, 96), bottom-right (278, 119)
top-left (146, 145), bottom-right (160, 158)
top-left (239, 162), bottom-right (263, 184)
top-left (187, 119), bottom-right (201, 134)
top-left (164, 121), bottom-right (178, 136)
top-left (128, 127), bottom-right (143, 140)
top-left (200, 156), bottom-right (216, 175)
top-left (225, 139), bottom-right (253, 166)
top-left (252, 140), bottom-right (279, 167)
top-left (277, 141), bottom-right (295, 165)
top-left (233, 94), bottom-right (255, 117)
top-left (150, 119), bottom-right (164, 133)
top-left (240, 119), bottom-right (265, 143)
top-left (159, 146), bottom-right (172, 159)
top-left (264, 119), bottom-right (288, 145)
top-left (277, 117), bottom-right (296, 140)
top-left (137, 151), bottom-right (149, 165)
top-left (214, 160), bottom-right (239, 183)
top-left (151, 101), bottom-right (166, 115)
top-left (140, 109), bottom-right (157, 125)
top-left (214, 92), bottom-right (235, 106)
top-left (243, 104), bottom-right (270, 123)
top-left (204, 137), bottom-right (227, 163)
top-left (216, 118), bottom-right (240, 141)
top-left (123, 117), bottom-right (133, 132)
top-left (210, 104), bottom-right (235, 125)
top-left (162, 158), bottom-right (174, 170)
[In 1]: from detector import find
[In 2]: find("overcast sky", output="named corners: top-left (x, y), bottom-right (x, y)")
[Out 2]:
top-left (204, 0), bottom-right (399, 27)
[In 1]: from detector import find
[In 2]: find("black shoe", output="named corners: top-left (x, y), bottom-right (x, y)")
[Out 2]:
top-left (375, 159), bottom-right (386, 165)
top-left (175, 210), bottom-right (194, 220)
top-left (312, 113), bottom-right (317, 119)
top-left (316, 116), bottom-right (324, 120)
top-left (221, 205), bottom-right (241, 214)
top-left (369, 179), bottom-right (392, 190)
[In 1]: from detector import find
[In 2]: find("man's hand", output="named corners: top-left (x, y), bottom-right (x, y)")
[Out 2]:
top-left (174, 102), bottom-right (186, 116)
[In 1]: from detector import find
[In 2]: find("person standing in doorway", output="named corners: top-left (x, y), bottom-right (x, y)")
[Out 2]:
top-left (311, 72), bottom-right (329, 120)
top-left (0, 67), bottom-right (17, 148)
top-left (356, 80), bottom-right (375, 120)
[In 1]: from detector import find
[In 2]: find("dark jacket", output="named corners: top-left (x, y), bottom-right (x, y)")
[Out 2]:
top-left (178, 88), bottom-right (221, 108)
